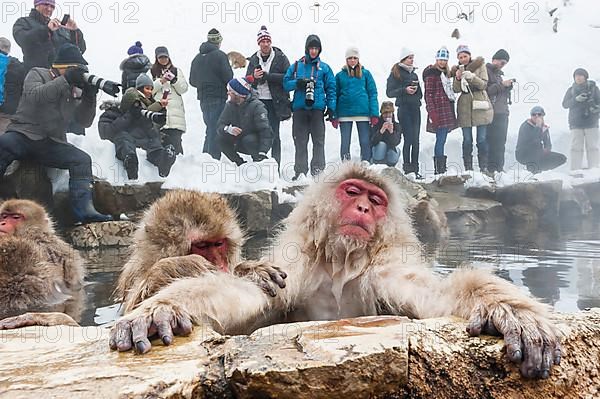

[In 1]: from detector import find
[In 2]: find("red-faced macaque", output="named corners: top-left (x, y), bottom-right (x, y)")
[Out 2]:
top-left (111, 164), bottom-right (561, 380)
top-left (0, 199), bottom-right (84, 328)
top-left (115, 189), bottom-right (286, 313)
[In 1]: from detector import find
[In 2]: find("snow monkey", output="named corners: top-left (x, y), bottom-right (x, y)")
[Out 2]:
top-left (227, 51), bottom-right (247, 69)
top-left (115, 189), bottom-right (287, 313)
top-left (111, 163), bottom-right (561, 379)
top-left (0, 199), bottom-right (84, 328)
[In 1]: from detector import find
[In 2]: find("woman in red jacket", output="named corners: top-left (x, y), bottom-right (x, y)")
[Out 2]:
top-left (423, 47), bottom-right (458, 174)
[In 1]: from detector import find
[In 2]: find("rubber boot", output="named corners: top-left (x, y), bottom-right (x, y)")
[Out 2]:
top-left (123, 153), bottom-right (138, 180)
top-left (434, 156), bottom-right (447, 175)
top-left (69, 179), bottom-right (113, 225)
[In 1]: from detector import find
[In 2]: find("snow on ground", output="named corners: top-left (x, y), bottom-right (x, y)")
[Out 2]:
top-left (3, 0), bottom-right (600, 193)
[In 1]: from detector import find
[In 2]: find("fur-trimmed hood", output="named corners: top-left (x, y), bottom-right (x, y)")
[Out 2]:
top-left (450, 56), bottom-right (485, 77)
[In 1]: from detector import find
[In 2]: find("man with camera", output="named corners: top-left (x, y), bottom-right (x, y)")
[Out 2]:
top-left (0, 37), bottom-right (26, 135)
top-left (216, 77), bottom-right (273, 166)
top-left (283, 34), bottom-right (336, 180)
top-left (562, 68), bottom-right (600, 170)
top-left (486, 49), bottom-right (514, 174)
top-left (0, 43), bottom-right (112, 224)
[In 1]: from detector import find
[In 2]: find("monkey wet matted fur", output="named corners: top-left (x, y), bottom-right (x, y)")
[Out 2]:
top-left (111, 163), bottom-right (561, 380)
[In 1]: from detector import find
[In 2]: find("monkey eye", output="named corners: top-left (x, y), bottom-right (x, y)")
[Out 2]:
top-left (0, 213), bottom-right (23, 220)
top-left (345, 186), bottom-right (361, 196)
top-left (213, 240), bottom-right (225, 247)
top-left (369, 195), bottom-right (384, 206)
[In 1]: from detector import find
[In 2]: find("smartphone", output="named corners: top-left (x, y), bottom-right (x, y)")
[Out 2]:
top-left (410, 80), bottom-right (419, 87)
top-left (61, 14), bottom-right (70, 25)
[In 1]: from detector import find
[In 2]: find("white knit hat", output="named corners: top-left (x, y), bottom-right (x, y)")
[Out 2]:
top-left (398, 47), bottom-right (414, 62)
top-left (345, 46), bottom-right (360, 59)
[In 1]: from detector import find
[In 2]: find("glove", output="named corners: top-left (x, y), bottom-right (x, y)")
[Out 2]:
top-left (331, 119), bottom-right (339, 129)
top-left (324, 108), bottom-right (335, 122)
top-left (296, 78), bottom-right (310, 90)
top-left (151, 112), bottom-right (167, 125)
top-left (82, 84), bottom-right (98, 98)
top-left (103, 81), bottom-right (121, 97)
top-left (589, 104), bottom-right (600, 114)
top-left (370, 116), bottom-right (379, 127)
top-left (576, 93), bottom-right (589, 102)
top-left (63, 66), bottom-right (86, 86)
top-left (462, 70), bottom-right (474, 81)
top-left (252, 152), bottom-right (268, 162)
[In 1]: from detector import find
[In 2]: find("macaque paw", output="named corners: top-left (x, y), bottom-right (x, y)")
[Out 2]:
top-left (466, 305), bottom-right (562, 379)
top-left (0, 313), bottom-right (38, 330)
top-left (109, 301), bottom-right (193, 354)
top-left (234, 260), bottom-right (287, 297)
top-left (0, 312), bottom-right (78, 329)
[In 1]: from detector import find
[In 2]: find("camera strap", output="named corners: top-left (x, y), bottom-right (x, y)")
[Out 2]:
top-left (293, 57), bottom-right (319, 80)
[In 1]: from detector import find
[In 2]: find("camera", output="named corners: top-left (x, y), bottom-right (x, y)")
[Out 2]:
top-left (410, 80), bottom-right (419, 87)
top-left (305, 78), bottom-right (316, 107)
top-left (82, 73), bottom-right (120, 97)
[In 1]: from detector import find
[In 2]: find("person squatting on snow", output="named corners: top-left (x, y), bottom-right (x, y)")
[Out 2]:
top-left (561, 68), bottom-right (600, 170)
top-left (283, 34), bottom-right (336, 180)
top-left (189, 28), bottom-right (233, 160)
top-left (0, 37), bottom-right (26, 134)
top-left (423, 46), bottom-right (458, 175)
top-left (452, 44), bottom-right (493, 173)
top-left (98, 74), bottom-right (176, 180)
top-left (515, 106), bottom-right (566, 174)
top-left (387, 47), bottom-right (423, 178)
top-left (119, 41), bottom-right (151, 94)
top-left (216, 77), bottom-right (273, 166)
top-left (245, 26), bottom-right (292, 171)
top-left (369, 101), bottom-right (402, 167)
top-left (486, 49), bottom-right (514, 174)
top-left (334, 46), bottom-right (379, 162)
top-left (0, 43), bottom-right (112, 224)
top-left (150, 46), bottom-right (188, 156)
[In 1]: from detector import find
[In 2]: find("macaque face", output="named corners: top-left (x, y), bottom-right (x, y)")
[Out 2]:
top-left (259, 39), bottom-right (272, 55)
top-left (457, 52), bottom-right (471, 65)
top-left (334, 179), bottom-right (389, 241)
top-left (0, 212), bottom-right (24, 235)
top-left (190, 238), bottom-right (229, 272)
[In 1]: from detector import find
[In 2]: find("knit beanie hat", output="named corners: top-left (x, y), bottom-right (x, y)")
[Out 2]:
top-left (135, 73), bottom-right (154, 89)
top-left (227, 77), bottom-right (252, 97)
top-left (155, 46), bottom-right (169, 59)
top-left (257, 25), bottom-right (272, 44)
top-left (345, 47), bottom-right (360, 59)
top-left (208, 29), bottom-right (223, 44)
top-left (380, 101), bottom-right (395, 115)
top-left (492, 49), bottom-right (510, 62)
top-left (456, 44), bottom-right (471, 55)
top-left (127, 41), bottom-right (143, 56)
top-left (0, 37), bottom-right (10, 54)
top-left (52, 43), bottom-right (88, 67)
top-left (398, 47), bottom-right (414, 62)
top-left (34, 0), bottom-right (55, 7)
top-left (573, 68), bottom-right (589, 80)
top-left (530, 105), bottom-right (545, 116)
top-left (435, 46), bottom-right (450, 61)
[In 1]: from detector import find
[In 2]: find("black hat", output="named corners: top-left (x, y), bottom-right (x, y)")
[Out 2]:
top-left (305, 34), bottom-right (322, 55)
top-left (155, 46), bottom-right (169, 58)
top-left (207, 28), bottom-right (223, 44)
top-left (573, 68), bottom-right (589, 80)
top-left (492, 49), bottom-right (510, 62)
top-left (52, 43), bottom-right (87, 67)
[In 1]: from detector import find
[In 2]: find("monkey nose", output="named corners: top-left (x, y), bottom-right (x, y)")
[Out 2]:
top-left (357, 203), bottom-right (370, 213)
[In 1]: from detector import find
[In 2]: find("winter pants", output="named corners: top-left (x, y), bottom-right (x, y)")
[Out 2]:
top-left (434, 127), bottom-right (449, 157)
top-left (0, 131), bottom-right (92, 180)
top-left (570, 127), bottom-right (600, 170)
top-left (521, 151), bottom-right (567, 174)
top-left (200, 101), bottom-right (226, 160)
top-left (0, 113), bottom-right (11, 135)
top-left (292, 109), bottom-right (325, 176)
top-left (111, 130), bottom-right (163, 164)
top-left (462, 125), bottom-right (488, 160)
top-left (487, 113), bottom-right (509, 172)
top-left (371, 142), bottom-right (400, 166)
top-left (339, 121), bottom-right (372, 161)
top-left (161, 128), bottom-right (184, 155)
top-left (399, 105), bottom-right (421, 170)
top-left (217, 133), bottom-right (260, 165)
top-left (260, 100), bottom-right (282, 168)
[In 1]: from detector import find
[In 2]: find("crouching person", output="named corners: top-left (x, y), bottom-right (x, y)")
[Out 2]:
top-left (98, 74), bottom-right (175, 179)
top-left (216, 77), bottom-right (273, 166)
top-left (370, 101), bottom-right (401, 166)
top-left (515, 106), bottom-right (566, 174)
top-left (0, 43), bottom-right (111, 224)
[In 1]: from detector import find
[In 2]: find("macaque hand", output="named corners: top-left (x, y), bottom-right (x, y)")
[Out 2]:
top-left (234, 260), bottom-right (287, 297)
top-left (109, 300), bottom-right (193, 354)
top-left (0, 312), bottom-right (79, 330)
top-left (466, 304), bottom-right (562, 379)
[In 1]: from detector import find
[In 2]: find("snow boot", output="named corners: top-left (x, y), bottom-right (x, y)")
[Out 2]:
top-left (69, 179), bottom-right (113, 225)
top-left (463, 156), bottom-right (473, 171)
top-left (158, 145), bottom-right (176, 178)
top-left (123, 153), bottom-right (138, 180)
top-left (434, 156), bottom-right (447, 175)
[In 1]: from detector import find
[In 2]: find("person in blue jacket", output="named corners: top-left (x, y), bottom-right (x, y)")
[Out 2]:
top-left (283, 34), bottom-right (336, 180)
top-left (334, 47), bottom-right (379, 161)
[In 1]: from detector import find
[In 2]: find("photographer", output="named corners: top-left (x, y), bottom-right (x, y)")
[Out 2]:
top-left (283, 34), bottom-right (336, 180)
top-left (562, 68), bottom-right (600, 170)
top-left (370, 101), bottom-right (401, 167)
top-left (216, 77), bottom-right (273, 166)
top-left (98, 74), bottom-right (176, 180)
top-left (486, 49), bottom-right (514, 174)
top-left (0, 43), bottom-right (111, 224)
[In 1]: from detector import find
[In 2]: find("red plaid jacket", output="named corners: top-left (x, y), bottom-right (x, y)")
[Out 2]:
top-left (423, 65), bottom-right (458, 133)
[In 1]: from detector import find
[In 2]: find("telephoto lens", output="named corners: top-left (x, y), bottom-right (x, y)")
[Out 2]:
top-left (82, 73), bottom-right (121, 97)
top-left (305, 79), bottom-right (315, 106)
top-left (140, 109), bottom-right (167, 125)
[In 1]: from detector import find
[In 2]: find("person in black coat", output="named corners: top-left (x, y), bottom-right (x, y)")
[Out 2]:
top-left (515, 106), bottom-right (566, 174)
top-left (216, 77), bottom-right (273, 166)
top-left (189, 28), bottom-right (233, 160)
top-left (0, 38), bottom-right (26, 133)
top-left (12, 1), bottom-right (86, 72)
top-left (245, 26), bottom-right (291, 170)
top-left (119, 41), bottom-right (152, 94)
top-left (386, 47), bottom-right (423, 178)
top-left (370, 101), bottom-right (401, 167)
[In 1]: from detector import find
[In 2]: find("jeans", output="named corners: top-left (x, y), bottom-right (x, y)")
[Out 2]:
top-left (339, 121), bottom-right (372, 161)
top-left (371, 142), bottom-right (400, 166)
top-left (487, 113), bottom-right (509, 172)
top-left (462, 125), bottom-right (488, 159)
top-left (434, 127), bottom-right (449, 157)
top-left (399, 105), bottom-right (421, 169)
top-left (260, 99), bottom-right (282, 168)
top-left (217, 132), bottom-right (260, 165)
top-left (200, 101), bottom-right (226, 160)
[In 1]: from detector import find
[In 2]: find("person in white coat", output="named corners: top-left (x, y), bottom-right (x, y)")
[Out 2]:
top-left (151, 46), bottom-right (188, 154)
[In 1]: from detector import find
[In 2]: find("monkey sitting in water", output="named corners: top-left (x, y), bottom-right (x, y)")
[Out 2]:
top-left (0, 199), bottom-right (84, 327)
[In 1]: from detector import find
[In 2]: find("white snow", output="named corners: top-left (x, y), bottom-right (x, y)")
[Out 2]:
top-left (3, 0), bottom-right (600, 193)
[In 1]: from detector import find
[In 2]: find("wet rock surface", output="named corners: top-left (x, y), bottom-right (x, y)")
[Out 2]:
top-left (67, 221), bottom-right (137, 248)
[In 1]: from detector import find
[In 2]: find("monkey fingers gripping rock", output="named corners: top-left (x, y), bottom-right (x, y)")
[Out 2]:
top-left (234, 260), bottom-right (287, 297)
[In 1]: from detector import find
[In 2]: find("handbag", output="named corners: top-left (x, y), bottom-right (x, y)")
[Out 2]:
top-left (466, 82), bottom-right (490, 111)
